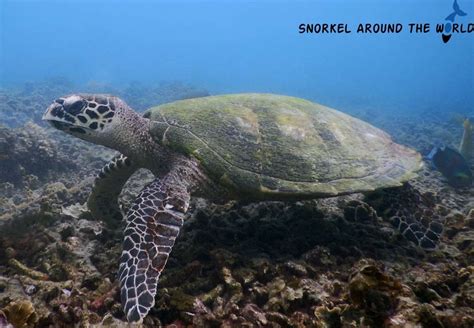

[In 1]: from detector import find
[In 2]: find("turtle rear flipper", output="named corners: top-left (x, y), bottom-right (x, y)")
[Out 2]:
top-left (392, 213), bottom-right (444, 250)
top-left (88, 154), bottom-right (137, 226)
top-left (366, 184), bottom-right (444, 250)
top-left (118, 173), bottom-right (190, 322)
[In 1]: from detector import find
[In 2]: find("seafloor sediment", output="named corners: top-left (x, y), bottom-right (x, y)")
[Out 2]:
top-left (0, 80), bottom-right (473, 327)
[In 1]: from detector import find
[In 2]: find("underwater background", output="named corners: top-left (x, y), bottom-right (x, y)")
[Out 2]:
top-left (1, 0), bottom-right (474, 327)
top-left (2, 0), bottom-right (473, 113)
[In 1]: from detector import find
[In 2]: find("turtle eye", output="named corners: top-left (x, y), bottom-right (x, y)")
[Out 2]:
top-left (64, 99), bottom-right (86, 115)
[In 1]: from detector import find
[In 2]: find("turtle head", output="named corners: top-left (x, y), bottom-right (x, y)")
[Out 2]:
top-left (43, 94), bottom-right (131, 144)
top-left (44, 94), bottom-right (152, 158)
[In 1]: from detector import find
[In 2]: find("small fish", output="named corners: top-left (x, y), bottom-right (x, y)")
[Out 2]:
top-left (427, 146), bottom-right (472, 188)
top-left (445, 0), bottom-right (467, 22)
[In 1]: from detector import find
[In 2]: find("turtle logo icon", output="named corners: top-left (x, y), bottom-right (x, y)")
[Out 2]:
top-left (442, 0), bottom-right (467, 43)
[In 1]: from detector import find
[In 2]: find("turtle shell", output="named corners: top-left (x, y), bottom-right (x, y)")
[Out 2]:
top-left (146, 94), bottom-right (422, 199)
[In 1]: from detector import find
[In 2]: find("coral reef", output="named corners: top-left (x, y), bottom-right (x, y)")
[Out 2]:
top-left (0, 78), bottom-right (74, 128)
top-left (0, 300), bottom-right (38, 328)
top-left (0, 123), bottom-right (75, 186)
top-left (0, 82), bottom-right (473, 327)
top-left (0, 78), bottom-right (209, 128)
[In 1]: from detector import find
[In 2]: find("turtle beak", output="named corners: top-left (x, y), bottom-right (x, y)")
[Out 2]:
top-left (43, 102), bottom-right (71, 130)
top-left (43, 102), bottom-right (63, 120)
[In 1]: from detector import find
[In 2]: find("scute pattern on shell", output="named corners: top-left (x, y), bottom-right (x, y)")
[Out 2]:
top-left (146, 94), bottom-right (422, 198)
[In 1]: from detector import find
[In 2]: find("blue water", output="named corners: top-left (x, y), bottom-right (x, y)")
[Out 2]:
top-left (1, 0), bottom-right (473, 113)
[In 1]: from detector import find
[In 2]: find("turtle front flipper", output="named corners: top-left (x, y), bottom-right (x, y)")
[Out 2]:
top-left (88, 154), bottom-right (138, 226)
top-left (118, 175), bottom-right (190, 322)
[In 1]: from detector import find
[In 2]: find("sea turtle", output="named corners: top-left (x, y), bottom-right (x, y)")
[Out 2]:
top-left (43, 93), bottom-right (440, 322)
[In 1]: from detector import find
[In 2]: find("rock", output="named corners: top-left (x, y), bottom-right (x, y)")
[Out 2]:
top-left (0, 311), bottom-right (14, 328)
top-left (233, 268), bottom-right (256, 286)
top-left (465, 209), bottom-right (474, 229)
top-left (4, 248), bottom-right (16, 259)
top-left (0, 124), bottom-right (75, 186)
top-left (8, 258), bottom-right (48, 280)
top-left (348, 260), bottom-right (403, 325)
top-left (81, 273), bottom-right (102, 291)
top-left (281, 261), bottom-right (307, 277)
top-left (299, 278), bottom-right (328, 304)
top-left (314, 305), bottom-right (344, 328)
top-left (344, 200), bottom-right (378, 223)
top-left (221, 267), bottom-right (243, 303)
top-left (241, 304), bottom-right (267, 326)
top-left (59, 226), bottom-right (75, 241)
top-left (456, 266), bottom-right (474, 308)
top-left (23, 285), bottom-right (36, 295)
top-left (266, 311), bottom-right (291, 326)
top-left (302, 246), bottom-right (335, 267)
top-left (1, 300), bottom-right (38, 328)
top-left (417, 304), bottom-right (444, 328)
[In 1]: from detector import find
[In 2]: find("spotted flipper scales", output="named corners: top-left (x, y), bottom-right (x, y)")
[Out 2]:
top-left (366, 184), bottom-right (444, 250)
top-left (118, 175), bottom-right (190, 322)
top-left (88, 154), bottom-right (137, 226)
